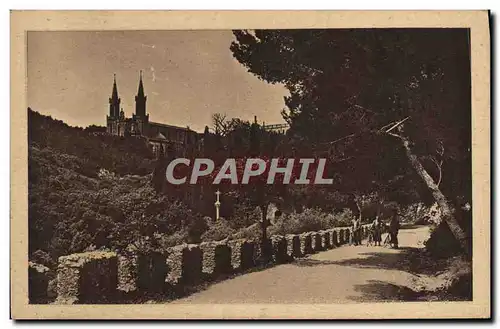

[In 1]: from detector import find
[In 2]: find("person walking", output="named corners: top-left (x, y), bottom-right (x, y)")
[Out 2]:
top-left (388, 212), bottom-right (401, 249)
top-left (372, 216), bottom-right (382, 246)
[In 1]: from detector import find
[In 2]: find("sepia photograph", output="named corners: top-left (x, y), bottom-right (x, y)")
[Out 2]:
top-left (11, 10), bottom-right (490, 319)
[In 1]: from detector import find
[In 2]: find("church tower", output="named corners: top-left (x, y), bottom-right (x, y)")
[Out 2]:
top-left (133, 70), bottom-right (149, 134)
top-left (107, 74), bottom-right (121, 135)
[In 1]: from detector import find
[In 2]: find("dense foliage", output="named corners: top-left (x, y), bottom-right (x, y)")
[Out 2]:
top-left (231, 29), bottom-right (471, 208)
top-left (28, 110), bottom-right (360, 266)
top-left (230, 28), bottom-right (472, 254)
top-left (29, 108), bottom-right (156, 177)
top-left (28, 110), bottom-right (205, 262)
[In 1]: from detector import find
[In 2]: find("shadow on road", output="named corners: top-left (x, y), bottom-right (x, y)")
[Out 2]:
top-left (347, 280), bottom-right (422, 302)
top-left (291, 248), bottom-right (436, 302)
top-left (293, 247), bottom-right (424, 273)
top-left (292, 247), bottom-right (438, 276)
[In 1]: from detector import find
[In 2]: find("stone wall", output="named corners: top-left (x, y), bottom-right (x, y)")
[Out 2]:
top-left (311, 232), bottom-right (323, 252)
top-left (46, 224), bottom-right (370, 304)
top-left (117, 248), bottom-right (139, 293)
top-left (228, 239), bottom-right (256, 271)
top-left (286, 234), bottom-right (301, 258)
top-left (55, 251), bottom-right (117, 304)
top-left (271, 235), bottom-right (288, 263)
top-left (165, 244), bottom-right (202, 287)
top-left (200, 241), bottom-right (232, 280)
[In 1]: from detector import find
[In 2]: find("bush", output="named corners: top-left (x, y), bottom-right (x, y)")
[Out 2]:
top-left (269, 208), bottom-right (354, 236)
top-left (187, 217), bottom-right (209, 243)
top-left (230, 204), bottom-right (260, 230)
top-left (29, 145), bottom-right (206, 258)
top-left (331, 208), bottom-right (354, 227)
top-left (425, 209), bottom-right (472, 258)
top-left (30, 250), bottom-right (56, 269)
top-left (232, 223), bottom-right (261, 241)
top-left (399, 202), bottom-right (432, 224)
top-left (201, 218), bottom-right (236, 242)
top-left (159, 230), bottom-right (189, 249)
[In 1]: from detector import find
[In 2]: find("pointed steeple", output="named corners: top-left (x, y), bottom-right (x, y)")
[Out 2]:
top-left (137, 70), bottom-right (145, 97)
top-left (109, 73), bottom-right (121, 118)
top-left (135, 70), bottom-right (147, 117)
top-left (111, 74), bottom-right (119, 100)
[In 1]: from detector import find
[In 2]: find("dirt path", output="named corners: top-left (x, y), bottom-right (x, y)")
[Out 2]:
top-left (171, 226), bottom-right (433, 304)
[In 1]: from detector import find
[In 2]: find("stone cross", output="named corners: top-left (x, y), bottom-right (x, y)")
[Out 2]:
top-left (214, 190), bottom-right (221, 220)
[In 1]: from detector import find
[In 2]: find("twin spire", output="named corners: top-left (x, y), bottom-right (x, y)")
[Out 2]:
top-left (111, 71), bottom-right (145, 100)
top-left (110, 71), bottom-right (147, 118)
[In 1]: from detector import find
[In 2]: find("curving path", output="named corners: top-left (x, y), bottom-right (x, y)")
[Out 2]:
top-left (170, 226), bottom-right (433, 304)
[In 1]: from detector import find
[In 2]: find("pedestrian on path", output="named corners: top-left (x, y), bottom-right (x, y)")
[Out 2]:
top-left (389, 212), bottom-right (401, 249)
top-left (372, 216), bottom-right (382, 246)
top-left (351, 217), bottom-right (361, 246)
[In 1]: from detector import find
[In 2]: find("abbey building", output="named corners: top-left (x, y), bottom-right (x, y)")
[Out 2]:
top-left (106, 73), bottom-right (200, 157)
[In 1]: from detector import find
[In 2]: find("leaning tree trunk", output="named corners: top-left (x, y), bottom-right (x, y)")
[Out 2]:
top-left (400, 137), bottom-right (471, 257)
top-left (355, 201), bottom-right (362, 222)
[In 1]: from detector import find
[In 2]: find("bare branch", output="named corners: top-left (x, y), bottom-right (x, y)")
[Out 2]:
top-left (327, 133), bottom-right (356, 145)
top-left (386, 132), bottom-right (405, 139)
top-left (384, 116), bottom-right (410, 134)
top-left (429, 155), bottom-right (439, 167)
top-left (378, 121), bottom-right (395, 132)
top-left (436, 141), bottom-right (444, 157)
top-left (430, 143), bottom-right (445, 187)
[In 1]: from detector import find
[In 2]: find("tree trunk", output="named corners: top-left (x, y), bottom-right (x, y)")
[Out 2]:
top-left (259, 203), bottom-right (271, 262)
top-left (260, 204), bottom-right (269, 241)
top-left (400, 138), bottom-right (470, 257)
top-left (355, 200), bottom-right (362, 222)
top-left (414, 203), bottom-right (422, 221)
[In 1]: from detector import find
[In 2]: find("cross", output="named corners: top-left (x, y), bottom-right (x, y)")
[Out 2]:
top-left (214, 190), bottom-right (221, 220)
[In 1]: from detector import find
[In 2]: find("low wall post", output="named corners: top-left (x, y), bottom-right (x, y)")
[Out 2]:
top-left (271, 235), bottom-right (288, 264)
top-left (55, 251), bottom-right (118, 304)
top-left (228, 239), bottom-right (256, 272)
top-left (286, 234), bottom-right (301, 259)
top-left (200, 241), bottom-right (232, 280)
top-left (299, 233), bottom-right (313, 255)
top-left (29, 262), bottom-right (52, 304)
top-left (166, 244), bottom-right (202, 288)
top-left (117, 247), bottom-right (139, 293)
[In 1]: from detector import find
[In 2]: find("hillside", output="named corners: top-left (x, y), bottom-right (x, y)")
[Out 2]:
top-left (28, 109), bottom-right (182, 262)
top-left (28, 108), bottom-right (156, 177)
top-left (28, 109), bottom-right (254, 265)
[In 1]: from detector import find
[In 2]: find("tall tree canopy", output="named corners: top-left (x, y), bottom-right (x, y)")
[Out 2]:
top-left (231, 28), bottom-right (472, 254)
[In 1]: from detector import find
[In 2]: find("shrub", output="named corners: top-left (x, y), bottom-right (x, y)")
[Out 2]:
top-left (201, 218), bottom-right (236, 242)
top-left (30, 250), bottom-right (56, 269)
top-left (230, 204), bottom-right (260, 230)
top-left (399, 202), bottom-right (432, 224)
top-left (232, 223), bottom-right (261, 241)
top-left (187, 217), bottom-right (209, 243)
top-left (269, 207), bottom-right (354, 236)
top-left (29, 144), bottom-right (205, 258)
top-left (159, 230), bottom-right (189, 249)
top-left (425, 209), bottom-right (472, 258)
top-left (331, 208), bottom-right (354, 227)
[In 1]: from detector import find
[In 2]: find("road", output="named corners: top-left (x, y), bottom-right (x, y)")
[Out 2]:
top-left (171, 225), bottom-right (433, 304)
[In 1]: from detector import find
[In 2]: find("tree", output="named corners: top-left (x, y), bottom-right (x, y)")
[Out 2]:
top-left (211, 131), bottom-right (286, 261)
top-left (231, 29), bottom-right (471, 256)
